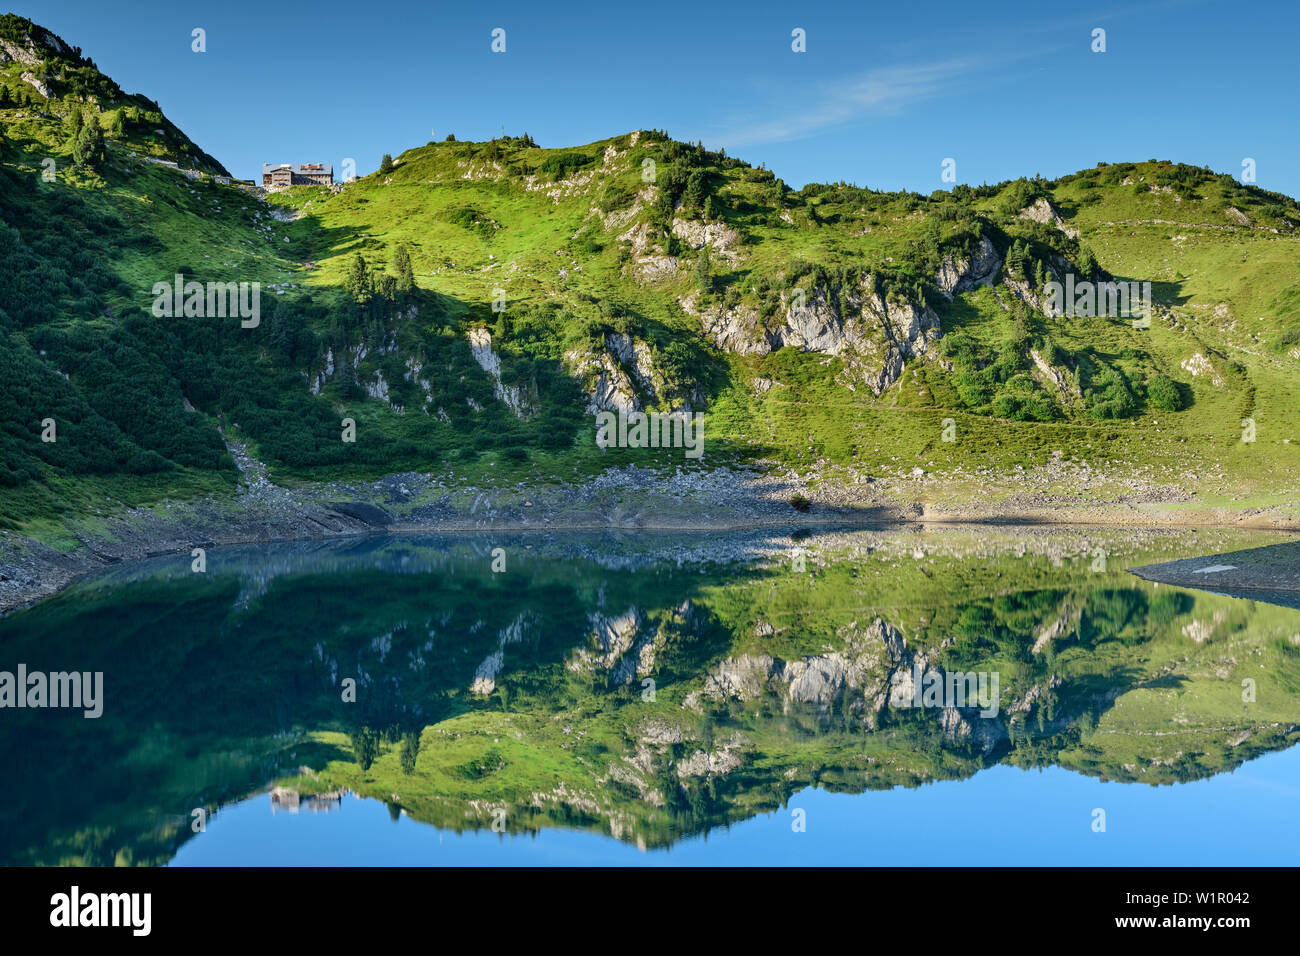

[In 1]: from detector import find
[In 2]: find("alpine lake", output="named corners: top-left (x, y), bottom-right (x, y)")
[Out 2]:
top-left (2, 524), bottom-right (1298, 866)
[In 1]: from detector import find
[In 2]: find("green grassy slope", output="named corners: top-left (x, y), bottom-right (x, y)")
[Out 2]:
top-left (274, 133), bottom-right (1300, 503)
top-left (3, 15), bottom-right (1300, 534)
top-left (283, 532), bottom-right (1300, 846)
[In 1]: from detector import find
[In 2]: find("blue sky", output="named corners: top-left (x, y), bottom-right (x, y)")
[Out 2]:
top-left (15, 0), bottom-right (1300, 196)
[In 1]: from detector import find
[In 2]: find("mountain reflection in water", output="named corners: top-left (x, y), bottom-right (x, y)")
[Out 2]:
top-left (2, 525), bottom-right (1298, 866)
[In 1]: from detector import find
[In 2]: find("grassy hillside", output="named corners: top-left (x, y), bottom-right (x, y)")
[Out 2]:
top-left (4, 15), bottom-right (1300, 535)
top-left (290, 133), bottom-right (1300, 501)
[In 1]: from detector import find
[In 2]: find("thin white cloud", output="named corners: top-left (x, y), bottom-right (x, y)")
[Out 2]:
top-left (716, 57), bottom-right (985, 147)
top-left (702, 0), bottom-right (1208, 151)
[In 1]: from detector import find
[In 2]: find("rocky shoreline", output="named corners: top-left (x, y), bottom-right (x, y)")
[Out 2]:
top-left (1129, 539), bottom-right (1300, 599)
top-left (4, 451), bottom-right (1299, 615)
top-left (0, 461), bottom-right (874, 615)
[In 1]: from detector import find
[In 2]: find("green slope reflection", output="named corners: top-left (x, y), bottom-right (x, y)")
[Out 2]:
top-left (1, 527), bottom-right (1297, 865)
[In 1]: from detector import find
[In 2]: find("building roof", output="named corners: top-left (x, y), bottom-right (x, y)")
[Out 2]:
top-left (261, 163), bottom-right (333, 176)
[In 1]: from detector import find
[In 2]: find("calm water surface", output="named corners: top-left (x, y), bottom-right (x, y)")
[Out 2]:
top-left (2, 526), bottom-right (1297, 865)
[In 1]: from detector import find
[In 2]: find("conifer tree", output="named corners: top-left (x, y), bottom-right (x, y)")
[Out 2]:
top-left (344, 252), bottom-right (372, 305)
top-left (64, 106), bottom-right (83, 143)
top-left (72, 122), bottom-right (103, 168)
top-left (352, 727), bottom-right (380, 771)
top-left (400, 731), bottom-right (420, 775)
top-left (694, 245), bottom-right (713, 294)
top-left (1076, 245), bottom-right (1097, 279)
top-left (392, 244), bottom-right (415, 295)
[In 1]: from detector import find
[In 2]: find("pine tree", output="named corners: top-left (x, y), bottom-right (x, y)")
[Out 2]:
top-left (392, 244), bottom-right (415, 294)
top-left (684, 169), bottom-right (706, 210)
top-left (399, 731), bottom-right (420, 775)
top-left (1076, 245), bottom-right (1097, 279)
top-left (344, 252), bottom-right (372, 305)
top-left (352, 727), bottom-right (380, 771)
top-left (1007, 239), bottom-right (1029, 276)
top-left (64, 107), bottom-right (83, 143)
top-left (694, 245), bottom-right (714, 295)
top-left (493, 311), bottom-right (512, 340)
top-left (373, 273), bottom-right (397, 312)
top-left (72, 123), bottom-right (103, 168)
top-left (378, 153), bottom-right (394, 175)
